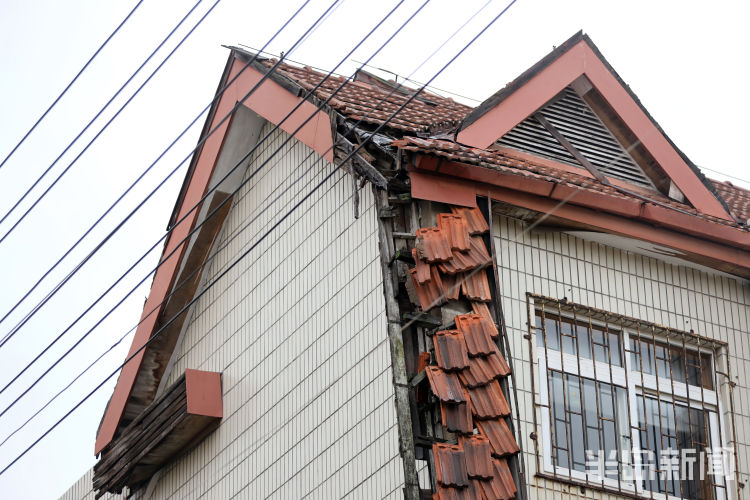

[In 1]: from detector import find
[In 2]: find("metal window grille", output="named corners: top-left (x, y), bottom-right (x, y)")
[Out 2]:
top-left (526, 293), bottom-right (739, 500)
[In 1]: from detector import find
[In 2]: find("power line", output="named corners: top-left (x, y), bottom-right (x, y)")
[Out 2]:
top-left (0, 0), bottom-right (405, 415)
top-left (0, 0), bottom-right (488, 424)
top-left (0, 0), bottom-right (146, 171)
top-left (0, 0), bottom-right (335, 349)
top-left (0, 0), bottom-right (211, 242)
top-left (0, 0), bottom-right (518, 475)
top-left (0, 0), bottom-right (315, 338)
top-left (0, 138), bottom-right (325, 449)
top-left (351, 58), bottom-right (483, 103)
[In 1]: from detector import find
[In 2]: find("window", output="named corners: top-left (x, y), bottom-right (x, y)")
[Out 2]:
top-left (529, 294), bottom-right (735, 500)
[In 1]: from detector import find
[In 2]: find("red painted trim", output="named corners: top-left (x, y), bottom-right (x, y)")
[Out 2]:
top-left (493, 146), bottom-right (660, 198)
top-left (409, 159), bottom-right (750, 271)
top-left (185, 369), bottom-right (223, 418)
top-left (410, 169), bottom-right (476, 207)
top-left (95, 56), bottom-right (334, 455)
top-left (457, 40), bottom-right (731, 221)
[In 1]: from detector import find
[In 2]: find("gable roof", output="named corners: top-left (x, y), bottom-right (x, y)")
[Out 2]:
top-left (455, 31), bottom-right (733, 221)
top-left (95, 37), bottom-right (750, 461)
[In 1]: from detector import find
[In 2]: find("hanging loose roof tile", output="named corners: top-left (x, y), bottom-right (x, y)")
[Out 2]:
top-left (441, 399), bottom-right (473, 434)
top-left (434, 330), bottom-right (470, 371)
top-left (438, 213), bottom-right (471, 251)
top-left (409, 204), bottom-right (518, 499)
top-left (460, 270), bottom-right (492, 302)
top-left (456, 314), bottom-right (497, 355)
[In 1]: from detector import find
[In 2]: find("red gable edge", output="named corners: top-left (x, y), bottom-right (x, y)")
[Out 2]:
top-left (455, 32), bottom-right (732, 221)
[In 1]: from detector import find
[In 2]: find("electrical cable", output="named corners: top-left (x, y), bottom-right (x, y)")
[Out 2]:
top-left (0, 0), bottom-right (518, 475)
top-left (0, 139), bottom-right (325, 449)
top-left (0, 0), bottom-right (210, 242)
top-left (0, 0), bottom-right (316, 340)
top-left (0, 0), bottom-right (334, 349)
top-left (0, 0), bottom-right (408, 413)
top-left (0, 0), bottom-right (146, 171)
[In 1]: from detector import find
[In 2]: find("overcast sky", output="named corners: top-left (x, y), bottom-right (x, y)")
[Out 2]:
top-left (0, 0), bottom-right (748, 498)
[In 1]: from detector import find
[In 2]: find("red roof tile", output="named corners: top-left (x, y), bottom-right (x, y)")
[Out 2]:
top-left (467, 381), bottom-right (511, 419)
top-left (426, 367), bottom-right (466, 404)
top-left (438, 236), bottom-right (492, 275)
top-left (461, 435), bottom-right (494, 479)
top-left (440, 400), bottom-right (473, 434)
top-left (434, 330), bottom-right (470, 371)
top-left (712, 179), bottom-right (750, 222)
top-left (259, 60), bottom-right (472, 133)
top-left (460, 270), bottom-right (492, 302)
top-left (434, 484), bottom-right (476, 500)
top-left (439, 272), bottom-right (461, 301)
top-left (417, 227), bottom-right (453, 263)
top-left (460, 351), bottom-right (511, 388)
top-left (471, 302), bottom-right (495, 325)
top-left (433, 443), bottom-right (469, 487)
top-left (412, 248), bottom-right (431, 285)
top-left (410, 267), bottom-right (446, 310)
top-left (438, 214), bottom-right (471, 251)
top-left (455, 314), bottom-right (496, 356)
top-left (478, 459), bottom-right (516, 500)
top-left (451, 206), bottom-right (490, 234)
top-left (476, 419), bottom-right (520, 457)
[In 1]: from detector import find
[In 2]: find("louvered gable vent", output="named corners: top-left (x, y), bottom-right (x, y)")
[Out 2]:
top-left (497, 86), bottom-right (656, 189)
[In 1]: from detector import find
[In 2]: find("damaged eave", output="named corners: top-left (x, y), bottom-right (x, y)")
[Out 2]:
top-left (405, 152), bottom-right (750, 279)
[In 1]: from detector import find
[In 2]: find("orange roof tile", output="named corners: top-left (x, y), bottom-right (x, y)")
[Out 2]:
top-left (455, 314), bottom-right (496, 356)
top-left (451, 206), bottom-right (490, 234)
top-left (467, 381), bottom-right (511, 419)
top-left (478, 459), bottom-right (516, 500)
top-left (437, 213), bottom-right (471, 251)
top-left (476, 419), bottom-right (520, 457)
top-left (460, 351), bottom-right (511, 388)
top-left (712, 179), bottom-right (750, 222)
top-left (410, 267), bottom-right (446, 310)
top-left (434, 330), bottom-right (470, 371)
top-left (440, 399), bottom-right (473, 434)
top-left (471, 301), bottom-right (495, 325)
top-left (433, 443), bottom-right (469, 487)
top-left (439, 272), bottom-right (461, 301)
top-left (437, 236), bottom-right (492, 275)
top-left (460, 270), bottom-right (492, 302)
top-left (426, 367), bottom-right (466, 404)
top-left (417, 227), bottom-right (453, 263)
top-left (412, 248), bottom-right (431, 284)
top-left (261, 61), bottom-right (472, 134)
top-left (461, 435), bottom-right (494, 479)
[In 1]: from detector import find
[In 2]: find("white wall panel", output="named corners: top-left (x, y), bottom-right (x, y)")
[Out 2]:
top-left (134, 123), bottom-right (401, 499)
top-left (493, 214), bottom-right (750, 499)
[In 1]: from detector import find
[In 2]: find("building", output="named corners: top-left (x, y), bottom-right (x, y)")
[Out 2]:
top-left (62, 31), bottom-right (750, 499)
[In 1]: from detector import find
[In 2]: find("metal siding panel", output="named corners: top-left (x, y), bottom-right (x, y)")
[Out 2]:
top-left (137, 124), bottom-right (402, 499)
top-left (490, 214), bottom-right (750, 500)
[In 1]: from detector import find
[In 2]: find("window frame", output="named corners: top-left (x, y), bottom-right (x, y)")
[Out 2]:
top-left (528, 293), bottom-right (735, 500)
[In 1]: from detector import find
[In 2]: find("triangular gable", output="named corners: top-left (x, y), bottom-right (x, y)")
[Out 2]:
top-left (456, 32), bottom-right (732, 221)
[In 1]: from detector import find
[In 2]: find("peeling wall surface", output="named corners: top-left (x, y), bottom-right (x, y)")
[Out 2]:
top-left (493, 213), bottom-right (750, 499)
top-left (84, 123), bottom-right (405, 499)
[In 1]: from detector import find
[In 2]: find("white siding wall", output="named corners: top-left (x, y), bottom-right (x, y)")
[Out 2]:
top-left (494, 214), bottom-right (750, 499)
top-left (59, 468), bottom-right (121, 500)
top-left (140, 124), bottom-right (403, 499)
